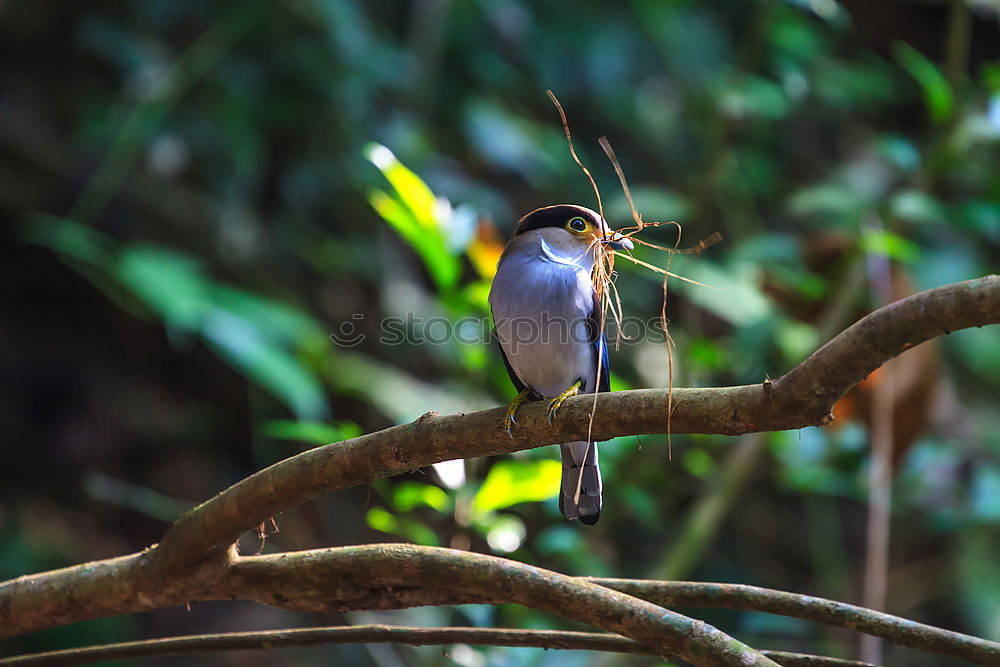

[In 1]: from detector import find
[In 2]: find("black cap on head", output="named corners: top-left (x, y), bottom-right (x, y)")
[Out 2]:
top-left (514, 204), bottom-right (601, 236)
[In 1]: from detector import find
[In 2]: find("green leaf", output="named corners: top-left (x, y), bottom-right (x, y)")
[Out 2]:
top-left (365, 143), bottom-right (437, 228)
top-left (682, 447), bottom-right (715, 479)
top-left (788, 183), bottom-right (867, 223)
top-left (893, 42), bottom-right (953, 125)
top-left (365, 144), bottom-right (460, 290)
top-left (202, 309), bottom-right (328, 420)
top-left (393, 482), bottom-right (452, 513)
top-left (366, 506), bottom-right (439, 546)
top-left (260, 420), bottom-right (361, 444)
top-left (115, 245), bottom-right (212, 332)
top-left (366, 507), bottom-right (399, 534)
top-left (889, 190), bottom-right (947, 226)
top-left (859, 230), bottom-right (921, 264)
top-left (665, 256), bottom-right (773, 327)
top-left (605, 186), bottom-right (691, 224)
top-left (211, 286), bottom-right (325, 343)
top-left (472, 459), bottom-right (562, 516)
top-left (717, 75), bottom-right (789, 120)
top-left (23, 215), bottom-right (114, 266)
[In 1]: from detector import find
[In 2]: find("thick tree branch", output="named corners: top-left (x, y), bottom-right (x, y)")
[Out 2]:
top-left (1, 277), bottom-right (998, 665)
top-left (145, 276), bottom-right (999, 574)
top-left (3, 546), bottom-right (777, 667)
top-left (0, 625), bottom-right (876, 667)
top-left (4, 545), bottom-right (1000, 665)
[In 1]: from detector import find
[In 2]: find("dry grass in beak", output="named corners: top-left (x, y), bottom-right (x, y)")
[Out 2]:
top-left (547, 89), bottom-right (722, 469)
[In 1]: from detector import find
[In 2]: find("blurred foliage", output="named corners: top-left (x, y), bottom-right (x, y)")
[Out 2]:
top-left (1, 1), bottom-right (999, 665)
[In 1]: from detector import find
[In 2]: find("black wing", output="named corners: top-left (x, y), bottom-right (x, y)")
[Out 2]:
top-left (588, 290), bottom-right (611, 394)
top-left (491, 301), bottom-right (544, 400)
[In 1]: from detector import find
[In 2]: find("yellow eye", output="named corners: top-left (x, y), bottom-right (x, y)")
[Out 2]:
top-left (566, 217), bottom-right (589, 233)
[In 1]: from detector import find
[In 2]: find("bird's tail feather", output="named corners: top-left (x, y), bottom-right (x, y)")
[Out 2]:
top-left (559, 441), bottom-right (602, 525)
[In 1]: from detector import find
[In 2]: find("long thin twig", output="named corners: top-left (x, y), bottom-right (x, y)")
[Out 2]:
top-left (545, 89), bottom-right (611, 507)
top-left (0, 625), bottom-right (877, 667)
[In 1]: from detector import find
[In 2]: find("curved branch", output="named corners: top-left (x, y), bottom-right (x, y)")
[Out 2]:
top-left (1, 277), bottom-right (998, 663)
top-left (4, 544), bottom-right (1000, 665)
top-left (145, 276), bottom-right (1000, 574)
top-left (3, 546), bottom-right (776, 666)
top-left (590, 579), bottom-right (1000, 666)
top-left (0, 625), bottom-right (875, 667)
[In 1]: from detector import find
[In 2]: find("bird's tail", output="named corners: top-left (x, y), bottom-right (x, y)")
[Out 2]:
top-left (559, 441), bottom-right (602, 525)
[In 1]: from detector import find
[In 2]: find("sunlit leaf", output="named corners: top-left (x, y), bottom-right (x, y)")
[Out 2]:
top-left (365, 143), bottom-right (436, 227)
top-left (366, 506), bottom-right (440, 546)
top-left (393, 481), bottom-right (452, 513)
top-left (859, 229), bottom-right (921, 264)
top-left (366, 190), bottom-right (459, 290)
top-left (366, 507), bottom-right (399, 534)
top-left (471, 459), bottom-right (562, 515)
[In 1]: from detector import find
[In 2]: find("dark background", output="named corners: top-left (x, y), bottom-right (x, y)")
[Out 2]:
top-left (1, 1), bottom-right (999, 665)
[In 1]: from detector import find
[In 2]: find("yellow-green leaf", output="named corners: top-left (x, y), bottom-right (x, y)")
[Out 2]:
top-left (472, 459), bottom-right (562, 516)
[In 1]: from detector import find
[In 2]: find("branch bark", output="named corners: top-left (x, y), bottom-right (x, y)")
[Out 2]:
top-left (0, 625), bottom-right (876, 667)
top-left (1, 276), bottom-right (998, 665)
top-left (4, 546), bottom-right (778, 667)
top-left (146, 276), bottom-right (1000, 574)
top-left (4, 544), bottom-right (1000, 665)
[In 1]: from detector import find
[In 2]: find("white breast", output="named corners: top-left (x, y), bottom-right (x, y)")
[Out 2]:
top-left (489, 236), bottom-right (599, 398)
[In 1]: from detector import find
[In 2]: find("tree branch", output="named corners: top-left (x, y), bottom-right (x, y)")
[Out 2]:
top-left (590, 578), bottom-right (1000, 666)
top-left (145, 276), bottom-right (999, 574)
top-left (4, 546), bottom-right (779, 667)
top-left (0, 625), bottom-right (876, 667)
top-left (1, 277), bottom-right (998, 665)
top-left (4, 545), bottom-right (1000, 665)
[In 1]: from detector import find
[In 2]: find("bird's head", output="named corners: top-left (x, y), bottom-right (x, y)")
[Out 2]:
top-left (510, 204), bottom-right (633, 265)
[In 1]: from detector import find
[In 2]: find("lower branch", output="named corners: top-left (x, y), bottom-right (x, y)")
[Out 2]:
top-left (3, 545), bottom-right (777, 667)
top-left (1, 277), bottom-right (998, 665)
top-left (0, 625), bottom-right (876, 667)
top-left (591, 578), bottom-right (1000, 666)
top-left (3, 544), bottom-right (999, 665)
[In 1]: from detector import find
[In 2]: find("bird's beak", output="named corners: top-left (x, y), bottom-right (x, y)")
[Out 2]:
top-left (603, 233), bottom-right (634, 252)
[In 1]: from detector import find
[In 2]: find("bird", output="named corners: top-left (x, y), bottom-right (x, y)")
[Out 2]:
top-left (489, 204), bottom-right (633, 525)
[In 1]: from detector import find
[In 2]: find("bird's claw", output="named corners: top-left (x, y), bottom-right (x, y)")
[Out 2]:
top-left (503, 411), bottom-right (517, 438)
top-left (504, 388), bottom-right (531, 439)
top-left (547, 380), bottom-right (582, 423)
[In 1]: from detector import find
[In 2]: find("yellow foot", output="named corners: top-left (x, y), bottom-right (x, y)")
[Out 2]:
top-left (504, 387), bottom-right (533, 438)
top-left (547, 380), bottom-right (583, 423)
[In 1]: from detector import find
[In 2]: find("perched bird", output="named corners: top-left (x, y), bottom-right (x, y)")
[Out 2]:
top-left (489, 204), bottom-right (633, 525)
